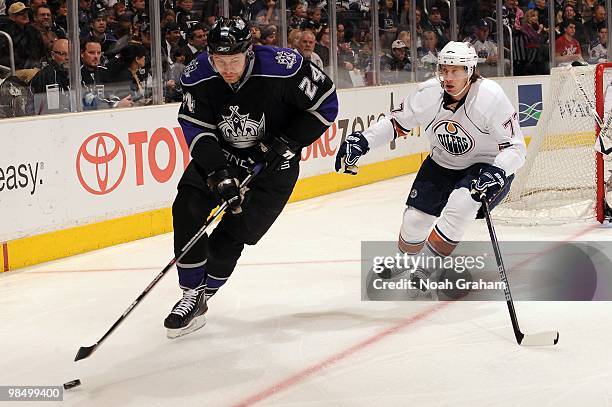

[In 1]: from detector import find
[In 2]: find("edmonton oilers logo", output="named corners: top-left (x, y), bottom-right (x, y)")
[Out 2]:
top-left (433, 121), bottom-right (474, 155)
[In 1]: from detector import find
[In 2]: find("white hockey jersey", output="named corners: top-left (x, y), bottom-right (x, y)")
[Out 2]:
top-left (363, 77), bottom-right (527, 175)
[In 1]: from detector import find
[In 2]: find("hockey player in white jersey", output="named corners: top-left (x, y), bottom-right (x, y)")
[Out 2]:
top-left (335, 41), bottom-right (526, 293)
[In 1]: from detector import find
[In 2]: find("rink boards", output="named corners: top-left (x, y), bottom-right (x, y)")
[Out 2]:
top-left (0, 75), bottom-right (548, 271)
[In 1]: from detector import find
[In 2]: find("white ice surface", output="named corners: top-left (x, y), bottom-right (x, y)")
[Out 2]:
top-left (2, 174), bottom-right (612, 407)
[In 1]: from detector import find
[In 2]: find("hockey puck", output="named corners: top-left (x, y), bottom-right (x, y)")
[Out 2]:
top-left (63, 379), bottom-right (81, 390)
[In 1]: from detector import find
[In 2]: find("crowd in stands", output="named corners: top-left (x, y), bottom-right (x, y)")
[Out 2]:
top-left (0, 0), bottom-right (608, 118)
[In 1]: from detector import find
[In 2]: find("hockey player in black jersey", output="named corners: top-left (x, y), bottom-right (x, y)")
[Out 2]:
top-left (164, 16), bottom-right (338, 338)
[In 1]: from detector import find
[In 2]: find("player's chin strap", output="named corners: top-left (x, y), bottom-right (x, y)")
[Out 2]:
top-left (445, 80), bottom-right (471, 98)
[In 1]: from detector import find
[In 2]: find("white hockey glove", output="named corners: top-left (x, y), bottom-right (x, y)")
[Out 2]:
top-left (335, 132), bottom-right (370, 175)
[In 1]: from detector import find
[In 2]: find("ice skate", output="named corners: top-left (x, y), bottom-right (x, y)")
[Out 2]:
top-left (164, 287), bottom-right (208, 339)
top-left (408, 267), bottom-right (439, 300)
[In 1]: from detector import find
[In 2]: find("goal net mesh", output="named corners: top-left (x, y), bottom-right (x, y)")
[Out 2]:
top-left (493, 65), bottom-right (600, 225)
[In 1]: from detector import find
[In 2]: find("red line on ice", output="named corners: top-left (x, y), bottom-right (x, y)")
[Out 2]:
top-left (231, 302), bottom-right (451, 407)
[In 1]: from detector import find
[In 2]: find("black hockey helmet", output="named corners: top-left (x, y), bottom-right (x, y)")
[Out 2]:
top-left (208, 16), bottom-right (252, 55)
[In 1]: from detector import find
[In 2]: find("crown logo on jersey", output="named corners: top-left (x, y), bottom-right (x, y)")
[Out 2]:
top-left (219, 106), bottom-right (265, 148)
top-left (433, 120), bottom-right (474, 155)
top-left (275, 50), bottom-right (298, 69)
top-left (183, 59), bottom-right (199, 78)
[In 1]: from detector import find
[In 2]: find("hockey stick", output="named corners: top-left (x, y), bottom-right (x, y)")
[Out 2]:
top-left (74, 164), bottom-right (264, 362)
top-left (481, 196), bottom-right (559, 346)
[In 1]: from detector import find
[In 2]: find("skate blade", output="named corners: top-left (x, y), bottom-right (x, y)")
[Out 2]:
top-left (166, 315), bottom-right (207, 339)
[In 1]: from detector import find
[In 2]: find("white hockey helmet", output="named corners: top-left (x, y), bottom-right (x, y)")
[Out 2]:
top-left (437, 41), bottom-right (478, 78)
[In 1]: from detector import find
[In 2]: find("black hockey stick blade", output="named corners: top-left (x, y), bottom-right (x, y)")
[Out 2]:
top-left (519, 330), bottom-right (559, 346)
top-left (74, 344), bottom-right (97, 361)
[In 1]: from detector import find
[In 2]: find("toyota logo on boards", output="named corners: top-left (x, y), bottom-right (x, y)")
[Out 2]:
top-left (76, 127), bottom-right (190, 195)
top-left (76, 132), bottom-right (127, 195)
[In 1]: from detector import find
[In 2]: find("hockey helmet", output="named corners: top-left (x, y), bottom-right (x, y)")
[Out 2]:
top-left (208, 16), bottom-right (252, 55)
top-left (437, 41), bottom-right (478, 78)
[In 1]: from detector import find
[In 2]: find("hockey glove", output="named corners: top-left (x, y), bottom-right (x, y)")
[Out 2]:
top-left (335, 132), bottom-right (370, 175)
top-left (207, 167), bottom-right (244, 214)
top-left (249, 135), bottom-right (299, 173)
top-left (470, 165), bottom-right (506, 203)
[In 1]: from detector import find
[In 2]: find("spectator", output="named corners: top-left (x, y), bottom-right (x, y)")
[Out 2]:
top-left (161, 8), bottom-right (175, 29)
top-left (108, 43), bottom-right (150, 105)
top-left (107, 19), bottom-right (132, 55)
top-left (506, 0), bottom-right (524, 31)
top-left (416, 30), bottom-right (439, 80)
top-left (243, 0), bottom-right (266, 22)
top-left (249, 22), bottom-right (263, 45)
top-left (307, 6), bottom-right (322, 26)
top-left (380, 39), bottom-right (411, 84)
top-left (562, 4), bottom-right (589, 52)
top-left (414, 7), bottom-right (424, 37)
top-left (584, 4), bottom-right (606, 43)
top-left (78, 0), bottom-right (93, 33)
top-left (460, 0), bottom-right (494, 38)
top-left (175, 0), bottom-right (199, 32)
top-left (32, 5), bottom-right (57, 51)
top-left (80, 39), bottom-right (133, 109)
top-left (315, 24), bottom-right (330, 66)
top-left (288, 27), bottom-right (301, 49)
top-left (588, 25), bottom-right (607, 64)
top-left (260, 24), bottom-right (277, 45)
top-left (347, 25), bottom-right (365, 55)
top-left (165, 47), bottom-right (185, 102)
top-left (0, 2), bottom-right (47, 69)
top-left (555, 20), bottom-right (584, 66)
top-left (399, 0), bottom-right (411, 27)
top-left (422, 6), bottom-right (449, 47)
top-left (337, 22), bottom-right (346, 43)
top-left (52, 0), bottom-right (68, 37)
top-left (130, 0), bottom-right (146, 22)
top-left (533, 0), bottom-right (549, 29)
top-left (515, 8), bottom-right (546, 75)
top-left (296, 29), bottom-right (324, 68)
top-left (30, 38), bottom-right (69, 114)
top-left (356, 31), bottom-right (373, 72)
top-left (289, 2), bottom-right (307, 29)
top-left (467, 19), bottom-right (498, 77)
top-left (578, 0), bottom-right (597, 22)
top-left (256, 0), bottom-right (280, 26)
top-left (82, 11), bottom-right (117, 52)
top-left (379, 0), bottom-right (399, 45)
top-left (183, 23), bottom-right (207, 64)
top-left (162, 22), bottom-right (181, 69)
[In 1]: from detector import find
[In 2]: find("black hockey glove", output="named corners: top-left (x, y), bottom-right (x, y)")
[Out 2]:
top-left (207, 167), bottom-right (244, 214)
top-left (249, 136), bottom-right (299, 173)
top-left (335, 132), bottom-right (370, 175)
top-left (470, 165), bottom-right (507, 203)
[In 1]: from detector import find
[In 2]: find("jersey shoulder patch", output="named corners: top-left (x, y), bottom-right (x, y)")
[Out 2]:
top-left (180, 52), bottom-right (218, 86)
top-left (251, 45), bottom-right (303, 77)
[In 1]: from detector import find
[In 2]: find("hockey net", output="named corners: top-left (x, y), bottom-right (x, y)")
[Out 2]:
top-left (493, 64), bottom-right (610, 225)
